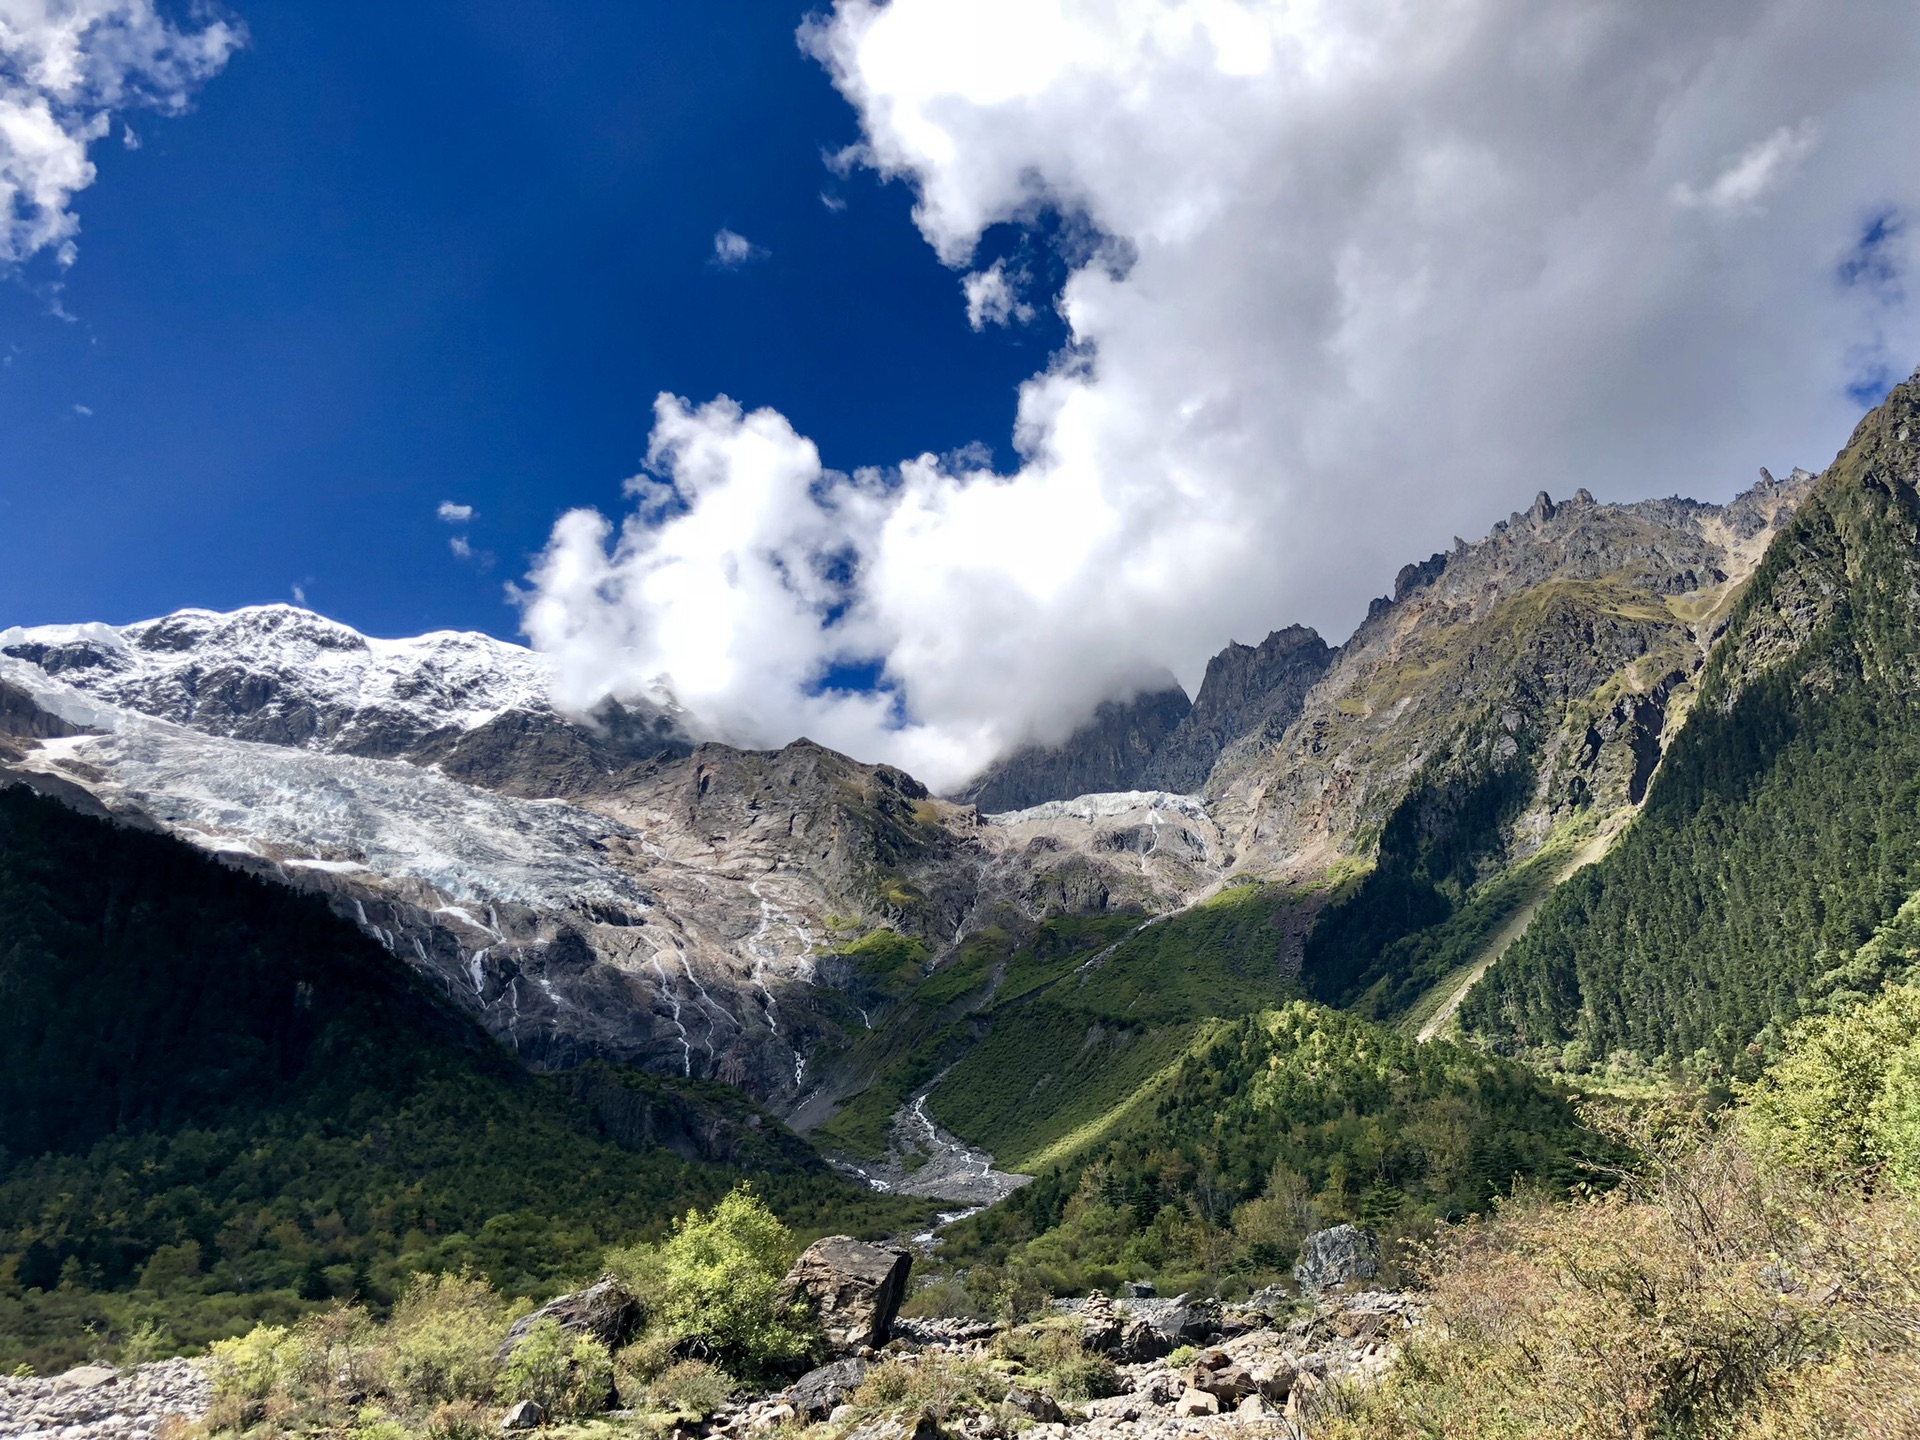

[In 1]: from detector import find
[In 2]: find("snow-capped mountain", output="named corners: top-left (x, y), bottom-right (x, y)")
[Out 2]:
top-left (0, 605), bottom-right (682, 768)
top-left (0, 605), bottom-right (1224, 1108)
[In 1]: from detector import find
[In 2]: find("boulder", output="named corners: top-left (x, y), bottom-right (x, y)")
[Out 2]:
top-left (498, 1273), bottom-right (643, 1360)
top-left (1174, 1388), bottom-right (1219, 1417)
top-left (845, 1411), bottom-right (941, 1440)
top-left (1076, 1291), bottom-right (1165, 1362)
top-left (785, 1358), bottom-right (870, 1419)
top-left (1185, 1351), bottom-right (1255, 1403)
top-left (500, 1399), bottom-right (545, 1431)
top-left (1293, 1225), bottom-right (1379, 1294)
top-left (781, 1237), bottom-right (912, 1354)
top-left (52, 1365), bottom-right (118, 1392)
top-left (1005, 1386), bottom-right (1063, 1423)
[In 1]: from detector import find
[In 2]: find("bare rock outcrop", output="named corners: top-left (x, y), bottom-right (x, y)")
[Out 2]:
top-left (780, 1236), bottom-right (912, 1354)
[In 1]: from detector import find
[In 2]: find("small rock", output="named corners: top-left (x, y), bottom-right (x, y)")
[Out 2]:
top-left (748, 1403), bottom-right (796, 1431)
top-left (1121, 1280), bottom-right (1156, 1299)
top-left (1174, 1388), bottom-right (1219, 1417)
top-left (845, 1410), bottom-right (941, 1440)
top-left (501, 1399), bottom-right (545, 1430)
top-left (1236, 1394), bottom-right (1269, 1420)
top-left (829, 1404), bottom-right (858, 1425)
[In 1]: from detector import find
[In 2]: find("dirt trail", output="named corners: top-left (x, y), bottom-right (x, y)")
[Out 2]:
top-left (1415, 826), bottom-right (1617, 1044)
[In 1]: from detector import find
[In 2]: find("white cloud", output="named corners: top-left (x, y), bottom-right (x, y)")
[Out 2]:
top-left (437, 500), bottom-right (475, 523)
top-left (525, 0), bottom-right (1920, 793)
top-left (449, 535), bottom-right (473, 560)
top-left (1674, 120), bottom-right (1822, 213)
top-left (712, 227), bottom-right (767, 267)
top-left (819, 190), bottom-right (847, 213)
top-left (962, 258), bottom-right (1033, 330)
top-left (70, 401), bottom-right (90, 414)
top-left (0, 0), bottom-right (242, 267)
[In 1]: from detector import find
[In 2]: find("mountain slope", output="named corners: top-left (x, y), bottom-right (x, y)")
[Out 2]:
top-left (1462, 371), bottom-right (1920, 1070)
top-left (0, 784), bottom-right (922, 1372)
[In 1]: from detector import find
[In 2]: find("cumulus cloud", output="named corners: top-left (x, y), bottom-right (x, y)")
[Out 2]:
top-left (0, 0), bottom-right (241, 267)
top-left (962, 258), bottom-right (1033, 330)
top-left (711, 227), bottom-right (767, 267)
top-left (436, 500), bottom-right (474, 522)
top-left (522, 0), bottom-right (1920, 793)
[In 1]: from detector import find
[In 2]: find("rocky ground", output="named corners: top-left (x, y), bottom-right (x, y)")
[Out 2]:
top-left (0, 1359), bottom-right (209, 1440)
top-left (711, 1288), bottom-right (1421, 1440)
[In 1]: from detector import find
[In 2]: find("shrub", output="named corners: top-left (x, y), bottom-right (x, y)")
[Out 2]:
top-left (1002, 1327), bottom-right (1121, 1402)
top-left (118, 1320), bottom-right (176, 1366)
top-left (499, 1318), bottom-right (613, 1421)
top-left (614, 1331), bottom-right (682, 1391)
top-left (629, 1186), bottom-right (814, 1374)
top-left (1315, 1105), bottom-right (1920, 1439)
top-left (1740, 982), bottom-right (1920, 1180)
top-left (208, 1324), bottom-right (294, 1402)
top-left (383, 1272), bottom-right (510, 1406)
top-left (645, 1359), bottom-right (734, 1419)
top-left (851, 1354), bottom-right (1005, 1422)
top-left (899, 1275), bottom-right (983, 1321)
top-left (424, 1398), bottom-right (492, 1440)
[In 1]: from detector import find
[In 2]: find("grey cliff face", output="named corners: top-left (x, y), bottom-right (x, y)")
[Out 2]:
top-left (1141, 626), bottom-right (1332, 794)
top-left (953, 682), bottom-right (1193, 812)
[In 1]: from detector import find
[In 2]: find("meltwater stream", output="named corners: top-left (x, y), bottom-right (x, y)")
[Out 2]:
top-left (829, 1087), bottom-right (1031, 1245)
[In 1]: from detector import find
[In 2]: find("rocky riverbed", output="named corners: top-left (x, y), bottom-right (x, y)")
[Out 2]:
top-left (709, 1288), bottom-right (1421, 1440)
top-left (0, 1359), bottom-right (210, 1440)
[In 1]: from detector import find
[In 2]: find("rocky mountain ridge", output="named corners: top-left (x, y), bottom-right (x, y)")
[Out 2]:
top-left (0, 467), bottom-right (1817, 1141)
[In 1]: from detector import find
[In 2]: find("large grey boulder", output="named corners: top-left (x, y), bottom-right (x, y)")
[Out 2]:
top-left (498, 1273), bottom-right (643, 1361)
top-left (785, 1358), bottom-right (870, 1419)
top-left (780, 1236), bottom-right (912, 1355)
top-left (1293, 1225), bottom-right (1379, 1294)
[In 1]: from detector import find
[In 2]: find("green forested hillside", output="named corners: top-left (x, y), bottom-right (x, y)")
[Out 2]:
top-left (811, 882), bottom-right (1306, 1165)
top-left (935, 1000), bottom-right (1602, 1299)
top-left (1463, 373), bottom-right (1920, 1071)
top-left (0, 784), bottom-right (922, 1372)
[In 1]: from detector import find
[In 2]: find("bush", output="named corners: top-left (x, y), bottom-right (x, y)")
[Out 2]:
top-left (1740, 982), bottom-right (1920, 1184)
top-left (645, 1359), bottom-right (734, 1419)
top-left (383, 1273), bottom-right (510, 1407)
top-left (995, 1326), bottom-right (1121, 1402)
top-left (423, 1400), bottom-right (490, 1440)
top-left (1315, 1104), bottom-right (1920, 1439)
top-left (618, 1186), bottom-right (814, 1375)
top-left (208, 1324), bottom-right (293, 1402)
top-left (899, 1275), bottom-right (983, 1321)
top-left (851, 1354), bottom-right (1005, 1422)
top-left (499, 1318), bottom-right (612, 1421)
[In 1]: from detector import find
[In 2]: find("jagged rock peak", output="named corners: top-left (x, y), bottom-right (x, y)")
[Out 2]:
top-left (952, 679), bottom-right (1191, 814)
top-left (1143, 626), bottom-right (1333, 794)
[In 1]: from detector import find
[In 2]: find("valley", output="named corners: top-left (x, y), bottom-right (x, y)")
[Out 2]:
top-left (8, 376), bottom-right (1920, 1435)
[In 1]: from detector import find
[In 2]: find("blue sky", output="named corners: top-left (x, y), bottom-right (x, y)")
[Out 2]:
top-left (0, 0), bottom-right (1057, 638)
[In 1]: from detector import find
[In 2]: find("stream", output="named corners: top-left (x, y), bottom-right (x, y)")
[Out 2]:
top-left (829, 1088), bottom-right (1032, 1244)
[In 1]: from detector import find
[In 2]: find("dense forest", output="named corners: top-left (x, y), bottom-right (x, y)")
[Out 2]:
top-left (934, 1000), bottom-right (1603, 1302)
top-left (0, 785), bottom-right (921, 1373)
top-left (1464, 376), bottom-right (1920, 1071)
